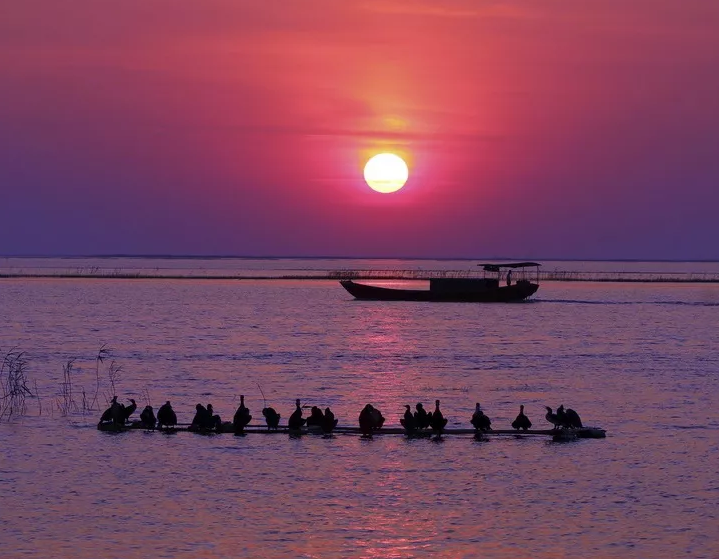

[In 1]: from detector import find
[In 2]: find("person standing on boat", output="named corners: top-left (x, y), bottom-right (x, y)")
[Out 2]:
top-left (506, 270), bottom-right (512, 286)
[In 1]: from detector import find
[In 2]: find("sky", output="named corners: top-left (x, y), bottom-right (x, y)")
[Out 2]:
top-left (1, 0), bottom-right (718, 259)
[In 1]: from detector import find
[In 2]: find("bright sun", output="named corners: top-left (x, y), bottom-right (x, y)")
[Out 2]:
top-left (363, 153), bottom-right (409, 194)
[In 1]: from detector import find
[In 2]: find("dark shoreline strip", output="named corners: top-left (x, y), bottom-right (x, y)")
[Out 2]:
top-left (2, 273), bottom-right (719, 283)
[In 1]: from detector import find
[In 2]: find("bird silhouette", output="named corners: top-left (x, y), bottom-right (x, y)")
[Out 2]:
top-left (321, 407), bottom-right (338, 434)
top-left (288, 399), bottom-right (306, 430)
top-left (99, 396), bottom-right (118, 424)
top-left (122, 398), bottom-right (137, 423)
top-left (471, 403), bottom-right (492, 432)
top-left (359, 404), bottom-right (384, 435)
top-left (400, 405), bottom-right (416, 433)
top-left (562, 405), bottom-right (583, 428)
top-left (429, 400), bottom-right (448, 434)
top-left (306, 406), bottom-right (324, 428)
top-left (233, 395), bottom-right (252, 433)
top-left (262, 407), bottom-right (280, 430)
top-left (140, 405), bottom-right (156, 428)
top-left (191, 403), bottom-right (209, 429)
top-left (511, 405), bottom-right (532, 430)
top-left (413, 403), bottom-right (430, 430)
top-left (157, 401), bottom-right (177, 430)
top-left (545, 406), bottom-right (562, 430)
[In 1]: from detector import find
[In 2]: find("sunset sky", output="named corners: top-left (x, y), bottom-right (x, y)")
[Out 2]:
top-left (1, 0), bottom-right (718, 259)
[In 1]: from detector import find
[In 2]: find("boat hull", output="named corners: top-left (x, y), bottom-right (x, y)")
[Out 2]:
top-left (339, 280), bottom-right (539, 302)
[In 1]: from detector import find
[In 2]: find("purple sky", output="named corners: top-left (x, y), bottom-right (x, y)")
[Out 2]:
top-left (1, 0), bottom-right (718, 259)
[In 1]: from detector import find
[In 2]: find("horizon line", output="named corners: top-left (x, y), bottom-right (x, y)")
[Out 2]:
top-left (1, 254), bottom-right (719, 264)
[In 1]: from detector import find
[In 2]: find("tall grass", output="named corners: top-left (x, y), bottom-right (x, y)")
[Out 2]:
top-left (0, 349), bottom-right (35, 420)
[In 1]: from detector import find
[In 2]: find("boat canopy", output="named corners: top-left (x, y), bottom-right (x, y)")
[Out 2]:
top-left (479, 262), bottom-right (541, 272)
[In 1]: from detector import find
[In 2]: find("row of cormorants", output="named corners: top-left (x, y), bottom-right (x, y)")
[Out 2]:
top-left (99, 397), bottom-right (584, 435)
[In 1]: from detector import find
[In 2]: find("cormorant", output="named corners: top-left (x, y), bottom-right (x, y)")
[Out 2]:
top-left (370, 405), bottom-right (385, 430)
top-left (262, 407), bottom-right (280, 430)
top-left (157, 401), bottom-right (177, 430)
top-left (556, 405), bottom-right (568, 428)
top-left (288, 399), bottom-right (306, 430)
top-left (122, 398), bottom-right (137, 423)
top-left (306, 406), bottom-right (324, 428)
top-left (400, 405), bottom-right (416, 433)
top-left (511, 405), bottom-right (532, 431)
top-left (109, 396), bottom-right (125, 425)
top-left (99, 396), bottom-right (118, 424)
top-left (191, 403), bottom-right (209, 429)
top-left (321, 407), bottom-right (338, 434)
top-left (545, 406), bottom-right (562, 430)
top-left (429, 400), bottom-right (448, 434)
top-left (563, 406), bottom-right (583, 428)
top-left (206, 404), bottom-right (222, 431)
top-left (471, 403), bottom-right (492, 432)
top-left (359, 404), bottom-right (385, 435)
top-left (233, 395), bottom-right (252, 433)
top-left (140, 405), bottom-right (156, 428)
top-left (413, 403), bottom-right (430, 430)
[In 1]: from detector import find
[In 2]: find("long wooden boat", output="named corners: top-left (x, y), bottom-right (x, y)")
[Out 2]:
top-left (98, 421), bottom-right (606, 439)
top-left (340, 262), bottom-right (540, 303)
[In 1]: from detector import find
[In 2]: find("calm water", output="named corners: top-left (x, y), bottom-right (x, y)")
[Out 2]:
top-left (1, 266), bottom-right (718, 558)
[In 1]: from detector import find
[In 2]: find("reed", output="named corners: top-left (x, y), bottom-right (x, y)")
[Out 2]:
top-left (57, 358), bottom-right (79, 416)
top-left (0, 349), bottom-right (34, 421)
top-left (90, 344), bottom-right (111, 411)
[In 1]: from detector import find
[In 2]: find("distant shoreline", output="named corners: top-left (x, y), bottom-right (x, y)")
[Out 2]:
top-left (2, 255), bottom-right (719, 263)
top-left (2, 272), bottom-right (719, 283)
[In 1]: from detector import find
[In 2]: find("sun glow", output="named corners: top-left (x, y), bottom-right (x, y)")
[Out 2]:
top-left (363, 153), bottom-right (409, 193)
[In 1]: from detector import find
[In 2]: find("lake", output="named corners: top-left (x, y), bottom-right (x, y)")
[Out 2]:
top-left (1, 260), bottom-right (718, 558)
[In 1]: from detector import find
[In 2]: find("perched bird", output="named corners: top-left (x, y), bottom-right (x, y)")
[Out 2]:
top-left (288, 399), bottom-right (306, 430)
top-left (206, 404), bottom-right (222, 431)
top-left (370, 405), bottom-right (385, 430)
top-left (359, 404), bottom-right (385, 435)
top-left (556, 405), bottom-right (568, 428)
top-left (191, 403), bottom-right (209, 429)
top-left (157, 401), bottom-right (177, 430)
top-left (140, 405), bottom-right (156, 428)
top-left (233, 395), bottom-right (252, 433)
top-left (414, 403), bottom-right (430, 430)
top-left (262, 407), bottom-right (281, 430)
top-left (122, 398), bottom-right (137, 423)
top-left (109, 397), bottom-right (125, 425)
top-left (400, 405), bottom-right (416, 433)
top-left (306, 406), bottom-right (325, 428)
top-left (511, 405), bottom-right (532, 431)
top-left (321, 407), bottom-right (338, 434)
top-left (430, 400), bottom-right (448, 434)
top-left (358, 404), bottom-right (374, 435)
top-left (563, 406), bottom-right (583, 429)
top-left (471, 403), bottom-right (492, 432)
top-left (99, 396), bottom-right (119, 424)
top-left (545, 406), bottom-right (562, 430)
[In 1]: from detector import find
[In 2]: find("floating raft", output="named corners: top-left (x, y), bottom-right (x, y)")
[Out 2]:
top-left (98, 421), bottom-right (606, 440)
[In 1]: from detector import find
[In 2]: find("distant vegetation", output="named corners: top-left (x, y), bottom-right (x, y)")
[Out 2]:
top-left (1, 268), bottom-right (718, 282)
